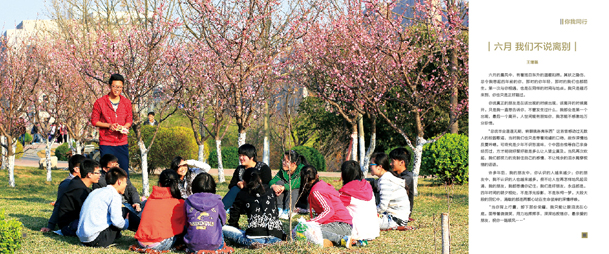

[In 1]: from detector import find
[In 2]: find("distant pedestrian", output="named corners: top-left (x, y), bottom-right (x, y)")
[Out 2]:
top-left (143, 112), bottom-right (157, 126)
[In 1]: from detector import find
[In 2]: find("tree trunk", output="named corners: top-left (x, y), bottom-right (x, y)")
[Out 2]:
top-left (45, 139), bottom-right (55, 182)
top-left (198, 144), bottom-right (206, 162)
top-left (350, 123), bottom-right (358, 161)
top-left (1, 136), bottom-right (6, 170)
top-left (216, 139), bottom-right (225, 183)
top-left (358, 114), bottom-right (365, 165)
top-left (75, 141), bottom-right (82, 155)
top-left (411, 136), bottom-right (426, 197)
top-left (238, 131), bottom-right (247, 148)
top-left (263, 101), bottom-right (270, 165)
top-left (8, 141), bottom-right (16, 187)
top-left (449, 14), bottom-right (459, 135)
top-left (138, 140), bottom-right (150, 197)
top-left (362, 133), bottom-right (376, 177)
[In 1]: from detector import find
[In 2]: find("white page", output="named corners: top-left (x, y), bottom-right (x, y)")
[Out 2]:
top-left (470, 0), bottom-right (609, 253)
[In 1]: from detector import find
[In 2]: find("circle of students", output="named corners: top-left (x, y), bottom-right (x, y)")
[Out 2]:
top-left (40, 144), bottom-right (415, 253)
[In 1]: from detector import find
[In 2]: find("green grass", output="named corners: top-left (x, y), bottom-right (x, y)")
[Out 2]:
top-left (0, 167), bottom-right (468, 253)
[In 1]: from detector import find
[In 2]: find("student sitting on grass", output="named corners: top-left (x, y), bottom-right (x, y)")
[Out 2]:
top-left (93, 154), bottom-right (143, 215)
top-left (338, 160), bottom-right (379, 242)
top-left (269, 150), bottom-right (309, 220)
top-left (223, 168), bottom-right (284, 249)
top-left (369, 152), bottom-right (413, 231)
top-left (134, 169), bottom-right (187, 252)
top-left (184, 173), bottom-right (234, 253)
top-left (222, 144), bottom-right (272, 211)
top-left (40, 154), bottom-right (86, 233)
top-left (77, 167), bottom-right (140, 247)
top-left (170, 156), bottom-right (212, 199)
top-left (56, 159), bottom-right (101, 236)
top-left (300, 165), bottom-right (358, 248)
top-left (389, 148), bottom-right (415, 222)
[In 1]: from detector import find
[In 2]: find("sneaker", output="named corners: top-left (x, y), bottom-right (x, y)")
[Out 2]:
top-left (323, 239), bottom-right (333, 248)
top-left (296, 207), bottom-right (308, 214)
top-left (278, 210), bottom-right (289, 220)
top-left (340, 235), bottom-right (353, 248)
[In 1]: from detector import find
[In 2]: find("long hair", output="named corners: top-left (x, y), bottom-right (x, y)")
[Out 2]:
top-left (299, 165), bottom-right (319, 195)
top-left (243, 168), bottom-right (265, 195)
top-left (341, 160), bottom-right (363, 186)
top-left (170, 156), bottom-right (184, 172)
top-left (372, 152), bottom-right (411, 197)
top-left (159, 169), bottom-right (182, 199)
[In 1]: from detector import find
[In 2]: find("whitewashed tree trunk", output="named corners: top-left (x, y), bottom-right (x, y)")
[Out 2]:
top-left (216, 139), bottom-right (225, 183)
top-left (45, 139), bottom-right (55, 182)
top-left (358, 115), bottom-right (365, 165)
top-left (362, 133), bottom-right (376, 177)
top-left (8, 142), bottom-right (16, 187)
top-left (68, 136), bottom-right (74, 154)
top-left (263, 136), bottom-right (270, 165)
top-left (198, 144), bottom-right (206, 162)
top-left (1, 136), bottom-right (6, 170)
top-left (411, 136), bottom-right (428, 197)
top-left (75, 141), bottom-right (82, 155)
top-left (238, 132), bottom-right (247, 147)
top-left (441, 213), bottom-right (450, 254)
top-left (350, 132), bottom-right (358, 161)
top-left (138, 140), bottom-right (150, 197)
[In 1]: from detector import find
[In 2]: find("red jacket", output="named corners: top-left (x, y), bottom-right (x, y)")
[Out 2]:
top-left (135, 186), bottom-right (187, 243)
top-left (307, 180), bottom-right (353, 225)
top-left (90, 94), bottom-right (133, 146)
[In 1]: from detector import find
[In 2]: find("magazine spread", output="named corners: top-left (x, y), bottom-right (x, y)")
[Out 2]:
top-left (470, 0), bottom-right (608, 252)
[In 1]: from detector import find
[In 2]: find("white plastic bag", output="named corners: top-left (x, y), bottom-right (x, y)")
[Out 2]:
top-left (292, 217), bottom-right (324, 247)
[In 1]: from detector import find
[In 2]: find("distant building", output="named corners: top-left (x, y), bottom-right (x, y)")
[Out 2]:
top-left (1, 19), bottom-right (58, 48)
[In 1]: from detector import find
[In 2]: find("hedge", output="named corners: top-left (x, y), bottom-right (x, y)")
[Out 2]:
top-left (129, 126), bottom-right (199, 173)
top-left (55, 142), bottom-right (73, 161)
top-left (420, 133), bottom-right (468, 184)
top-left (292, 146), bottom-right (326, 172)
top-left (208, 146), bottom-right (239, 169)
top-left (0, 209), bottom-right (23, 254)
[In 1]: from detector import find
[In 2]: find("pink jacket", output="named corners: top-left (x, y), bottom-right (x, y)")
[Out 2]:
top-left (339, 180), bottom-right (379, 240)
top-left (90, 94), bottom-right (132, 146)
top-left (308, 180), bottom-right (352, 225)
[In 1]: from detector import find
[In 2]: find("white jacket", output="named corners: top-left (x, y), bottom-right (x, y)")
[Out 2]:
top-left (377, 171), bottom-right (410, 221)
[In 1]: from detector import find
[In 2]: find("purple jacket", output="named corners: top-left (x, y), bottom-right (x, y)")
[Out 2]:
top-left (184, 192), bottom-right (226, 251)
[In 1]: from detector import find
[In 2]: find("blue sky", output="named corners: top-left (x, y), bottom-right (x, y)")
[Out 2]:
top-left (0, 0), bottom-right (48, 32)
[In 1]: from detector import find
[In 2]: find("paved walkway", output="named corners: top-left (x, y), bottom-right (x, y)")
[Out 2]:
top-left (14, 143), bottom-right (341, 177)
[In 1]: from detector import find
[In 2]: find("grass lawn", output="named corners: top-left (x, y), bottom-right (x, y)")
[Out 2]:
top-left (0, 167), bottom-right (468, 253)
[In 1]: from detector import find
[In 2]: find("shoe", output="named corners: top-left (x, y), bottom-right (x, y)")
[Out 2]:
top-left (352, 239), bottom-right (368, 247)
top-left (296, 207), bottom-right (308, 214)
top-left (341, 235), bottom-right (353, 248)
top-left (278, 210), bottom-right (289, 220)
top-left (396, 226), bottom-right (416, 231)
top-left (323, 239), bottom-right (333, 248)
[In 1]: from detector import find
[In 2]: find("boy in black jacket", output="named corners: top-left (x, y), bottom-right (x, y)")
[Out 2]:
top-left (93, 153), bottom-right (142, 215)
top-left (56, 159), bottom-right (101, 236)
top-left (40, 155), bottom-right (86, 233)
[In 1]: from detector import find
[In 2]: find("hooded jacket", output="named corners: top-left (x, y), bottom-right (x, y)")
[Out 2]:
top-left (57, 177), bottom-right (92, 229)
top-left (228, 187), bottom-right (284, 238)
top-left (269, 164), bottom-right (304, 190)
top-left (184, 192), bottom-right (226, 251)
top-left (135, 186), bottom-right (186, 243)
top-left (377, 172), bottom-right (410, 221)
top-left (339, 180), bottom-right (380, 240)
top-left (308, 180), bottom-right (353, 225)
top-left (90, 94), bottom-right (133, 146)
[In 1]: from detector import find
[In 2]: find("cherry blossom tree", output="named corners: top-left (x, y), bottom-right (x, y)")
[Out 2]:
top-left (180, 0), bottom-right (323, 147)
top-left (0, 35), bottom-right (42, 187)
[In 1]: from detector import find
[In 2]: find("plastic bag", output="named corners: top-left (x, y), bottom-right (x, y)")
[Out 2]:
top-left (292, 217), bottom-right (324, 247)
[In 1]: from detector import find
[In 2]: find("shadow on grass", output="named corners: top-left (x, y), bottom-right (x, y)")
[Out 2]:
top-left (9, 213), bottom-right (49, 231)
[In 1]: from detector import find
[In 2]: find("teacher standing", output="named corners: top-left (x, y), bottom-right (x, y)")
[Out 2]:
top-left (90, 74), bottom-right (133, 176)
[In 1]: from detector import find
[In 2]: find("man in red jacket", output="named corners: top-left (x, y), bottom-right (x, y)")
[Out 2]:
top-left (90, 74), bottom-right (133, 176)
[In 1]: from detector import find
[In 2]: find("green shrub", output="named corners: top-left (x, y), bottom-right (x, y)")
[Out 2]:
top-left (54, 142), bottom-right (72, 161)
top-left (420, 133), bottom-right (468, 184)
top-left (14, 142), bottom-right (24, 160)
top-left (208, 146), bottom-right (239, 169)
top-left (129, 126), bottom-right (199, 173)
top-left (292, 146), bottom-right (326, 172)
top-left (0, 209), bottom-right (23, 254)
top-left (18, 133), bottom-right (32, 144)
